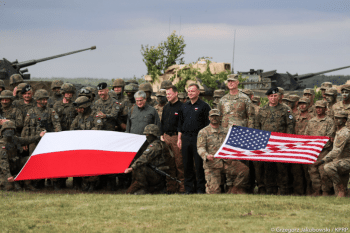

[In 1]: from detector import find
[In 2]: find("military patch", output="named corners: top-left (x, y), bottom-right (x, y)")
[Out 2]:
top-left (175, 112), bottom-right (178, 115)
top-left (287, 110), bottom-right (291, 113)
top-left (150, 144), bottom-right (153, 147)
top-left (116, 106), bottom-right (119, 109)
top-left (55, 115), bottom-right (59, 119)
top-left (145, 149), bottom-right (150, 152)
top-left (195, 108), bottom-right (198, 111)
top-left (289, 115), bottom-right (293, 119)
top-left (198, 137), bottom-right (203, 143)
top-left (97, 119), bottom-right (102, 123)
top-left (2, 146), bottom-right (5, 149)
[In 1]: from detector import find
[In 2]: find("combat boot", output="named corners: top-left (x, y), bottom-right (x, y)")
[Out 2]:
top-left (336, 184), bottom-right (346, 198)
top-left (73, 178), bottom-right (82, 190)
top-left (53, 181), bottom-right (61, 191)
top-left (311, 190), bottom-right (321, 197)
top-left (258, 187), bottom-right (266, 195)
top-left (5, 182), bottom-right (14, 191)
top-left (24, 181), bottom-right (38, 191)
top-left (14, 182), bottom-right (22, 191)
top-left (322, 191), bottom-right (332, 196)
top-left (87, 181), bottom-right (97, 192)
top-left (126, 181), bottom-right (142, 194)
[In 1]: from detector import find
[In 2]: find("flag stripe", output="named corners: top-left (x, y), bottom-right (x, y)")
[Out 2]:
top-left (215, 155), bottom-right (314, 164)
top-left (221, 146), bottom-right (321, 157)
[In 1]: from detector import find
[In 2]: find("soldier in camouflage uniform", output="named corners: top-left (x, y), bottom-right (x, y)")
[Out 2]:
top-left (9, 74), bottom-right (23, 89)
top-left (0, 90), bottom-right (23, 135)
top-left (277, 87), bottom-right (285, 104)
top-left (212, 89), bottom-right (225, 109)
top-left (331, 84), bottom-right (350, 129)
top-left (13, 84), bottom-right (36, 117)
top-left (117, 83), bottom-right (138, 132)
top-left (47, 80), bottom-right (64, 108)
top-left (125, 124), bottom-right (177, 194)
top-left (0, 121), bottom-right (46, 191)
top-left (218, 74), bottom-right (255, 128)
top-left (109, 79), bottom-right (127, 103)
top-left (320, 82), bottom-right (333, 101)
top-left (305, 100), bottom-right (335, 196)
top-left (178, 92), bottom-right (187, 104)
top-left (324, 87), bottom-right (338, 119)
top-left (21, 89), bottom-right (61, 189)
top-left (281, 93), bottom-right (290, 105)
top-left (284, 95), bottom-right (300, 115)
top-left (197, 109), bottom-right (250, 194)
top-left (303, 88), bottom-right (316, 116)
top-left (70, 96), bottom-right (104, 191)
top-left (0, 80), bottom-right (5, 93)
top-left (139, 83), bottom-right (158, 107)
top-left (154, 90), bottom-right (167, 121)
top-left (256, 87), bottom-right (295, 195)
top-left (291, 97), bottom-right (314, 195)
top-left (314, 111), bottom-right (350, 197)
top-left (252, 96), bottom-right (260, 106)
top-left (13, 83), bottom-right (27, 101)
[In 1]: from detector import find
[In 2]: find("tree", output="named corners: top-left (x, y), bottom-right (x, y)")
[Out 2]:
top-left (141, 31), bottom-right (186, 83)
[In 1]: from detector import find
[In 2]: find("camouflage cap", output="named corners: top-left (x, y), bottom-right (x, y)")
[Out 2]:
top-left (334, 111), bottom-right (348, 118)
top-left (161, 80), bottom-right (173, 89)
top-left (127, 80), bottom-right (138, 85)
top-left (124, 83), bottom-right (139, 92)
top-left (113, 79), bottom-right (125, 87)
top-left (156, 89), bottom-right (166, 97)
top-left (9, 74), bottom-right (23, 85)
top-left (315, 100), bottom-right (327, 108)
top-left (0, 120), bottom-right (16, 133)
top-left (325, 87), bottom-right (338, 96)
top-left (303, 88), bottom-right (315, 95)
top-left (227, 74), bottom-right (238, 81)
top-left (143, 124), bottom-right (161, 137)
top-left (320, 82), bottom-right (332, 90)
top-left (341, 84), bottom-right (350, 92)
top-left (60, 83), bottom-right (75, 94)
top-left (0, 90), bottom-right (14, 99)
top-left (178, 92), bottom-right (186, 99)
top-left (34, 89), bottom-right (49, 100)
top-left (51, 80), bottom-right (64, 89)
top-left (139, 83), bottom-right (153, 93)
top-left (241, 89), bottom-right (253, 96)
top-left (277, 87), bottom-right (284, 95)
top-left (282, 93), bottom-right (290, 100)
top-left (252, 96), bottom-right (260, 103)
top-left (16, 83), bottom-right (28, 94)
top-left (73, 96), bottom-right (91, 108)
top-left (209, 109), bottom-right (221, 116)
top-left (298, 97), bottom-right (310, 104)
top-left (288, 95), bottom-right (300, 103)
top-left (213, 89), bottom-right (225, 98)
top-left (0, 80), bottom-right (5, 89)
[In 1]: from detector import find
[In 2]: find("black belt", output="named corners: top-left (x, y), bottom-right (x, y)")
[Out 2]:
top-left (165, 132), bottom-right (178, 136)
top-left (182, 132), bottom-right (198, 137)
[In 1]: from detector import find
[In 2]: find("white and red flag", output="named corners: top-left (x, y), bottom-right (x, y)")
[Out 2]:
top-left (214, 126), bottom-right (329, 164)
top-left (15, 130), bottom-right (146, 181)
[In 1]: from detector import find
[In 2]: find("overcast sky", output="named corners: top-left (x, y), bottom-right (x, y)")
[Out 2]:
top-left (1, 0), bottom-right (350, 79)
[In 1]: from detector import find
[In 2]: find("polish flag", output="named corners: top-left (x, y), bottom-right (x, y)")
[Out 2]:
top-left (15, 130), bottom-right (146, 181)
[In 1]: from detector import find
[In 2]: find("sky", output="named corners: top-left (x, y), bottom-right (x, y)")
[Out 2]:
top-left (1, 0), bottom-right (350, 80)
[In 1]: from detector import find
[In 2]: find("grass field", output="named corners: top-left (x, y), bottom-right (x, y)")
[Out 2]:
top-left (1, 190), bottom-right (349, 233)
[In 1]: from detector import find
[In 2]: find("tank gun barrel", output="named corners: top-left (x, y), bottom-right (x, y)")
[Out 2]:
top-left (296, 65), bottom-right (350, 80)
top-left (14, 46), bottom-right (96, 69)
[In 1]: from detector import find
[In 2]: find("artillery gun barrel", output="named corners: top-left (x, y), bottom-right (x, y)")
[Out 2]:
top-left (15, 46), bottom-right (96, 68)
top-left (297, 65), bottom-right (350, 80)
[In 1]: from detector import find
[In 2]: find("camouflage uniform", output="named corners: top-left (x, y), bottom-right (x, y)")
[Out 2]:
top-left (109, 78), bottom-right (127, 103)
top-left (139, 83), bottom-right (158, 107)
top-left (118, 84), bottom-right (138, 131)
top-left (212, 89), bottom-right (225, 109)
top-left (53, 101), bottom-right (77, 131)
top-left (154, 90), bottom-right (167, 121)
top-left (127, 125), bottom-right (177, 194)
top-left (197, 119), bottom-right (249, 194)
top-left (0, 90), bottom-right (23, 135)
top-left (331, 101), bottom-right (350, 130)
top-left (305, 101), bottom-right (335, 195)
top-left (303, 89), bottom-right (316, 117)
top-left (324, 88), bottom-right (338, 119)
top-left (47, 80), bottom-right (64, 108)
top-left (256, 101), bottom-right (295, 194)
top-left (92, 96), bottom-right (119, 131)
top-left (13, 99), bottom-right (36, 117)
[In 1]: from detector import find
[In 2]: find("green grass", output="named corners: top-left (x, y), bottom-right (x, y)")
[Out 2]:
top-left (0, 191), bottom-right (349, 233)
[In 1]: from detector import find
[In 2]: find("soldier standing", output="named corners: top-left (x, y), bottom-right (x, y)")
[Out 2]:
top-left (284, 95), bottom-right (300, 115)
top-left (305, 100), bottom-right (335, 196)
top-left (21, 89), bottom-right (61, 189)
top-left (320, 82), bottom-right (333, 101)
top-left (0, 121), bottom-right (46, 191)
top-left (178, 92), bottom-right (187, 104)
top-left (197, 109), bottom-right (250, 194)
top-left (139, 83), bottom-right (158, 107)
top-left (117, 84), bottom-right (138, 132)
top-left (47, 80), bottom-right (64, 108)
top-left (125, 124), bottom-right (177, 194)
top-left (256, 87), bottom-right (295, 195)
top-left (314, 111), bottom-right (350, 197)
top-left (324, 87), bottom-right (338, 119)
top-left (331, 84), bottom-right (350, 129)
top-left (251, 96), bottom-right (260, 106)
top-left (109, 79), bottom-right (126, 103)
top-left (9, 74), bottom-right (23, 90)
top-left (212, 89), bottom-right (225, 109)
top-left (0, 90), bottom-right (23, 135)
top-left (13, 83), bottom-right (28, 101)
top-left (154, 90), bottom-right (167, 121)
top-left (303, 88), bottom-right (316, 116)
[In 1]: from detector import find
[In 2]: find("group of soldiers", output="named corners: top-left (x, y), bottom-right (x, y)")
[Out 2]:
top-left (0, 73), bottom-right (349, 198)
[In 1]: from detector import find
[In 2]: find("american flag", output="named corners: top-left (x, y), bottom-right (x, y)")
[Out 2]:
top-left (214, 126), bottom-right (329, 164)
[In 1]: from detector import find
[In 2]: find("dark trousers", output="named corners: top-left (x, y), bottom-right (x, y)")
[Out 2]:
top-left (181, 134), bottom-right (205, 193)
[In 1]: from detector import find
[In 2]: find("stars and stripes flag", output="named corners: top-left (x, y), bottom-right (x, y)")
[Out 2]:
top-left (15, 130), bottom-right (146, 181)
top-left (214, 126), bottom-right (329, 164)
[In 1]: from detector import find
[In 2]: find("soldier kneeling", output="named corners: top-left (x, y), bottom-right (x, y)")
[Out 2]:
top-left (124, 124), bottom-right (177, 194)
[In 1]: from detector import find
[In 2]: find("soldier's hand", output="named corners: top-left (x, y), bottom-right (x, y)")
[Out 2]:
top-left (177, 138), bottom-right (182, 149)
top-left (160, 135), bottom-right (164, 141)
top-left (40, 130), bottom-right (47, 137)
top-left (207, 154), bottom-right (214, 161)
top-left (313, 160), bottom-right (325, 167)
top-left (97, 111), bottom-right (106, 119)
top-left (0, 119), bottom-right (8, 125)
top-left (7, 177), bottom-right (14, 182)
top-left (23, 145), bottom-right (28, 151)
top-left (120, 123), bottom-right (126, 131)
top-left (124, 168), bottom-right (133, 173)
top-left (13, 87), bottom-right (17, 97)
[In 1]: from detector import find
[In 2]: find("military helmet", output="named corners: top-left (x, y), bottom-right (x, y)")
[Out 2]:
top-left (0, 90), bottom-right (14, 100)
top-left (341, 84), bottom-right (350, 92)
top-left (9, 74), bottom-right (23, 85)
top-left (143, 124), bottom-right (161, 137)
top-left (124, 83), bottom-right (139, 93)
top-left (139, 83), bottom-right (153, 93)
top-left (127, 80), bottom-right (138, 85)
top-left (156, 89), bottom-right (166, 97)
top-left (161, 80), bottom-right (172, 89)
top-left (0, 80), bottom-right (5, 89)
top-left (34, 89), bottom-right (49, 100)
top-left (73, 96), bottom-right (91, 108)
top-left (0, 120), bottom-right (16, 133)
top-left (16, 83), bottom-right (28, 95)
top-left (86, 86), bottom-right (97, 96)
top-left (113, 79), bottom-right (125, 88)
top-left (60, 83), bottom-right (75, 94)
top-left (325, 87), bottom-right (338, 96)
top-left (78, 87), bottom-right (93, 98)
top-left (51, 80), bottom-right (64, 90)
